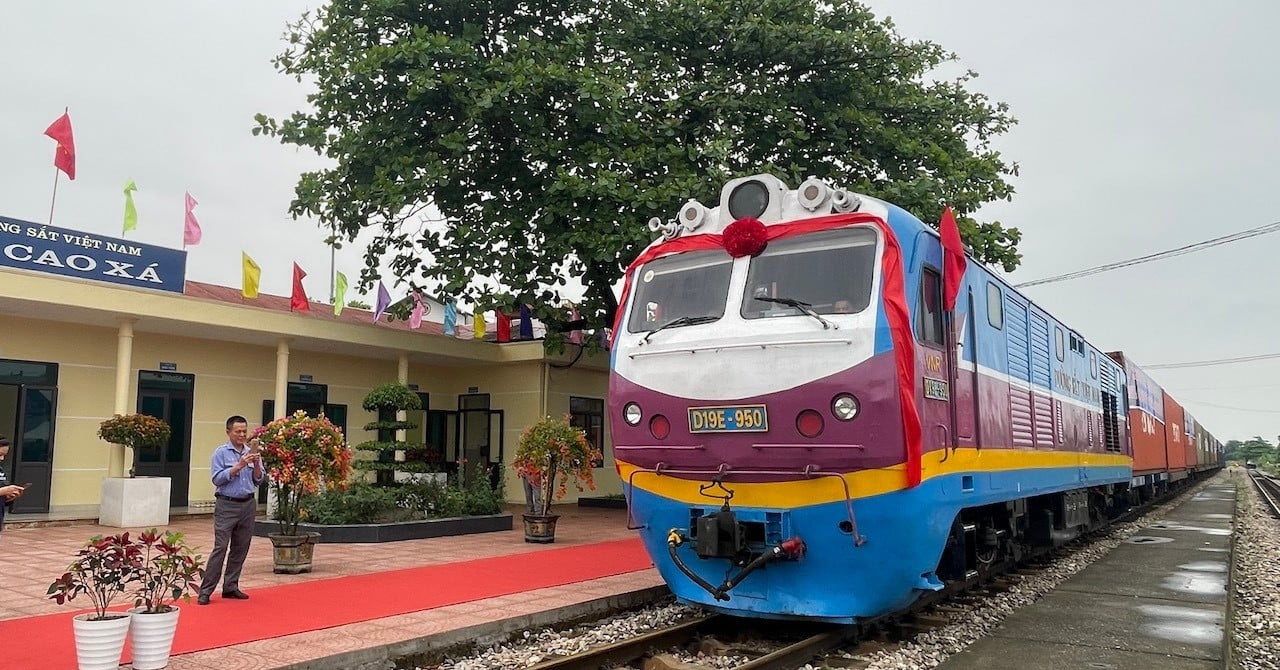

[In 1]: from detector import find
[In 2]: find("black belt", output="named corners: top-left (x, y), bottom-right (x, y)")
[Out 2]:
top-left (215, 493), bottom-right (255, 503)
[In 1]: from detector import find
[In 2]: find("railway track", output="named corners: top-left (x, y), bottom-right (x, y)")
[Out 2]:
top-left (517, 614), bottom-right (861, 670)
top-left (419, 476), bottom-right (1217, 670)
top-left (1248, 469), bottom-right (1280, 517)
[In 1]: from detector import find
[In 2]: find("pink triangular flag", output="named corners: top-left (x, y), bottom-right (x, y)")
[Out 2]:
top-left (409, 292), bottom-right (425, 329)
top-left (183, 192), bottom-right (203, 246)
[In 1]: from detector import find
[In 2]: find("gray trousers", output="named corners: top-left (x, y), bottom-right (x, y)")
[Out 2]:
top-left (199, 496), bottom-right (257, 596)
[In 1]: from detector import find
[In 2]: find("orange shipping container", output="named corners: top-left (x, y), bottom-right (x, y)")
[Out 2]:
top-left (1113, 353), bottom-right (1167, 474)
top-left (1162, 393), bottom-right (1188, 471)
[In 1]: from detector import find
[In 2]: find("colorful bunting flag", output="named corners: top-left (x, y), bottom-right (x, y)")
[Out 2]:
top-left (290, 263), bottom-right (310, 312)
top-left (122, 180), bottom-right (138, 234)
top-left (183, 192), bottom-right (202, 246)
top-left (242, 252), bottom-right (261, 299)
top-left (568, 305), bottom-right (582, 345)
top-left (443, 299), bottom-right (457, 336)
top-left (44, 110), bottom-right (76, 180)
top-left (495, 311), bottom-right (511, 343)
top-left (518, 304), bottom-right (533, 339)
top-left (409, 292), bottom-right (426, 329)
top-left (372, 281), bottom-right (391, 322)
top-left (334, 272), bottom-right (348, 316)
top-left (473, 306), bottom-right (486, 339)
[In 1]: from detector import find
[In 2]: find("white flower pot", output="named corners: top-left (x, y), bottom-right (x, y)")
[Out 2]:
top-left (127, 606), bottom-right (181, 670)
top-left (72, 612), bottom-right (131, 670)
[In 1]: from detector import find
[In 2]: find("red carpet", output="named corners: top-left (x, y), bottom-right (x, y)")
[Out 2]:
top-left (1, 537), bottom-right (650, 669)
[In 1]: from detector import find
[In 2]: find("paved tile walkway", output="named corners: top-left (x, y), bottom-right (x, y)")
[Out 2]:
top-left (0, 504), bottom-right (663, 669)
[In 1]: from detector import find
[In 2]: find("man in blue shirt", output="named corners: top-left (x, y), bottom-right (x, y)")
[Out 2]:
top-left (197, 415), bottom-right (264, 605)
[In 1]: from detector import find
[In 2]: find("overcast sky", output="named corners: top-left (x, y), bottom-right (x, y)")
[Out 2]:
top-left (2, 1), bottom-right (1277, 442)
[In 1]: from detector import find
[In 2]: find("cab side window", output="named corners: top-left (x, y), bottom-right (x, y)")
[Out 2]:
top-left (918, 268), bottom-right (945, 345)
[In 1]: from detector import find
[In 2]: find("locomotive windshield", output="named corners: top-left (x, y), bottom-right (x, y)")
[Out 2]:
top-left (627, 250), bottom-right (733, 333)
top-left (742, 228), bottom-right (877, 319)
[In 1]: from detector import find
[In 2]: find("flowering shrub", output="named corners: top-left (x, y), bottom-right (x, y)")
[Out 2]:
top-left (132, 529), bottom-right (205, 613)
top-left (47, 533), bottom-right (142, 621)
top-left (512, 415), bottom-right (601, 516)
top-left (98, 413), bottom-right (171, 450)
top-left (257, 410), bottom-right (353, 536)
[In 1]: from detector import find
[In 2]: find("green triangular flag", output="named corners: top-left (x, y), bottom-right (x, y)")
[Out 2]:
top-left (334, 271), bottom-right (348, 316)
top-left (122, 180), bottom-right (138, 234)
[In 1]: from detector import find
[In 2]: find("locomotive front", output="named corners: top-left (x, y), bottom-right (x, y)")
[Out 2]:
top-left (609, 175), bottom-right (944, 622)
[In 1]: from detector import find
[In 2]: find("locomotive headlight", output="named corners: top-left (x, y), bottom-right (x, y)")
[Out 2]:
top-left (679, 200), bottom-right (708, 231)
top-left (832, 394), bottom-right (860, 421)
top-left (624, 402), bottom-right (643, 426)
top-left (728, 179), bottom-right (770, 220)
top-left (797, 177), bottom-right (830, 211)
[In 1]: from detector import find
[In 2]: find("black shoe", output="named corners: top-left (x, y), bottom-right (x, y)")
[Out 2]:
top-left (197, 594), bottom-right (211, 605)
top-left (222, 590), bottom-right (250, 600)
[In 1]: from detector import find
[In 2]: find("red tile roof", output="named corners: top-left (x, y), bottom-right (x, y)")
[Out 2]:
top-left (183, 280), bottom-right (463, 338)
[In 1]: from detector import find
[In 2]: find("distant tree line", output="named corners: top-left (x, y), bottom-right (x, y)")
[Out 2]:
top-left (1224, 436), bottom-right (1279, 468)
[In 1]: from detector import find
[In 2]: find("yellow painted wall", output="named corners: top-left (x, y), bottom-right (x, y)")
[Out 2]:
top-left (1, 316), bottom-right (118, 506)
top-left (0, 303), bottom-right (618, 511)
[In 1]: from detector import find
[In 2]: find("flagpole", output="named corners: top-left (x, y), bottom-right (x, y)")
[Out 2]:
top-left (47, 166), bottom-right (60, 225)
top-left (328, 222), bottom-right (336, 303)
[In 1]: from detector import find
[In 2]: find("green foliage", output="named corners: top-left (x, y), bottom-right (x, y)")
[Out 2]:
top-left (257, 0), bottom-right (1021, 335)
top-left (301, 482), bottom-right (414, 524)
top-left (514, 415), bottom-right (601, 515)
top-left (361, 383), bottom-right (422, 413)
top-left (355, 384), bottom-right (437, 484)
top-left (299, 469), bottom-right (508, 524)
top-left (1225, 437), bottom-right (1278, 466)
top-left (132, 528), bottom-right (205, 614)
top-left (258, 411), bottom-right (354, 536)
top-left (47, 533), bottom-right (142, 621)
top-left (347, 299), bottom-right (372, 309)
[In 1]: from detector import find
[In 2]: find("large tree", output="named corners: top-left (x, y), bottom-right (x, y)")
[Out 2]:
top-left (256, 0), bottom-right (1021, 341)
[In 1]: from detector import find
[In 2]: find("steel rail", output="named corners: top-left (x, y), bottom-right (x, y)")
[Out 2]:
top-left (520, 615), bottom-right (719, 670)
top-left (732, 626), bottom-right (861, 670)
top-left (1249, 470), bottom-right (1280, 518)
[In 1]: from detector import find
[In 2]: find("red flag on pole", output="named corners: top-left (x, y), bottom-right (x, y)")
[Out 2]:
top-left (495, 311), bottom-right (511, 343)
top-left (940, 206), bottom-right (967, 312)
top-left (44, 110), bottom-right (76, 180)
top-left (291, 263), bottom-right (311, 312)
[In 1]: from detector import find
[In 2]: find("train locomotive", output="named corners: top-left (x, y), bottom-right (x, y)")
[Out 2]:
top-left (606, 173), bottom-right (1222, 623)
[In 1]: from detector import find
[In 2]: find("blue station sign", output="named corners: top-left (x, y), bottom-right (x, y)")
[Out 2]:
top-left (0, 215), bottom-right (187, 293)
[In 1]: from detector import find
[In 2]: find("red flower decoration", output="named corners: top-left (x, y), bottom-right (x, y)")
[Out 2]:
top-left (723, 217), bottom-right (768, 258)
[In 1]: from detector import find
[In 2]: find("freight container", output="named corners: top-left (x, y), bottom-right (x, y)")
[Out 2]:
top-left (1107, 352), bottom-right (1166, 474)
top-left (1162, 393), bottom-right (1189, 473)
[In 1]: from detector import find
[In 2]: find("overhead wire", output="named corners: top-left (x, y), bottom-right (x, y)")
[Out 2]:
top-left (1014, 220), bottom-right (1280, 288)
top-left (1145, 352), bottom-right (1280, 370)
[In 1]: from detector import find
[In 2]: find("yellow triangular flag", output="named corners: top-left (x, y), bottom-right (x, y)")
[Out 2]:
top-left (473, 306), bottom-right (487, 339)
top-left (122, 180), bottom-right (138, 233)
top-left (242, 252), bottom-right (261, 299)
top-left (334, 272), bottom-right (348, 316)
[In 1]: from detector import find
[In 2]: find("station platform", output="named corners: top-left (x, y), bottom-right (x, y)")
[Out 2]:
top-left (0, 504), bottom-right (664, 669)
top-left (935, 482), bottom-right (1234, 670)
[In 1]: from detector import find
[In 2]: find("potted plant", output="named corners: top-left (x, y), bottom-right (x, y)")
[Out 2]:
top-left (127, 529), bottom-right (205, 670)
top-left (97, 413), bottom-right (173, 528)
top-left (258, 410), bottom-right (354, 573)
top-left (512, 415), bottom-right (602, 543)
top-left (46, 532), bottom-right (142, 670)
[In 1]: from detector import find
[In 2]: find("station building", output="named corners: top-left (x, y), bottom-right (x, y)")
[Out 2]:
top-left (0, 215), bottom-right (617, 517)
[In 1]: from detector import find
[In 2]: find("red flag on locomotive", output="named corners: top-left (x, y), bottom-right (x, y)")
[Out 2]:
top-left (940, 206), bottom-right (966, 311)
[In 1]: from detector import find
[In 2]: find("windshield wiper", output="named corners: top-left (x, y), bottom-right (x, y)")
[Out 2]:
top-left (642, 315), bottom-right (719, 343)
top-left (755, 296), bottom-right (836, 330)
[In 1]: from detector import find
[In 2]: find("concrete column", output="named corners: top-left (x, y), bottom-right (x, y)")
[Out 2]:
top-left (274, 338), bottom-right (291, 419)
top-left (396, 353), bottom-right (409, 441)
top-left (109, 319), bottom-right (136, 478)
